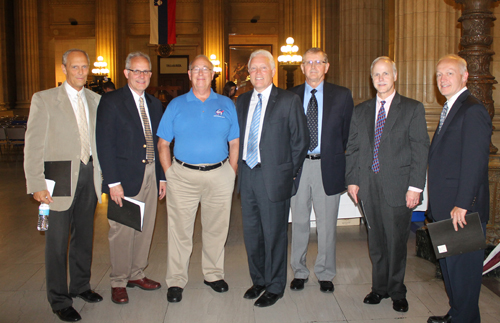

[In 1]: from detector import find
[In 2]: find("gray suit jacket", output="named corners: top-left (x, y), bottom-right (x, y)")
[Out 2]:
top-left (345, 92), bottom-right (429, 207)
top-left (24, 82), bottom-right (102, 211)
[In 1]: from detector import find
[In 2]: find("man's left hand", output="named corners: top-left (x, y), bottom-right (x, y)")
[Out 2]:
top-left (159, 181), bottom-right (166, 200)
top-left (406, 190), bottom-right (421, 209)
top-left (451, 206), bottom-right (467, 231)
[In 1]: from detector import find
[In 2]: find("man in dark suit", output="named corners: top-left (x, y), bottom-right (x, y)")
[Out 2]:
top-left (96, 52), bottom-right (166, 305)
top-left (427, 54), bottom-right (491, 323)
top-left (237, 49), bottom-right (309, 307)
top-left (345, 56), bottom-right (429, 313)
top-left (288, 48), bottom-right (353, 293)
top-left (25, 49), bottom-right (103, 322)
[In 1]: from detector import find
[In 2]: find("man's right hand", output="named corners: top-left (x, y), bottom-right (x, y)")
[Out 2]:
top-left (33, 190), bottom-right (54, 204)
top-left (110, 184), bottom-right (125, 207)
top-left (348, 185), bottom-right (359, 204)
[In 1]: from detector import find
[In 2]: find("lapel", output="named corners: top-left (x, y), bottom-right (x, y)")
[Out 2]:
top-left (260, 84), bottom-right (278, 139)
top-left (239, 92), bottom-right (252, 136)
top-left (380, 92), bottom-right (402, 143)
top-left (84, 88), bottom-right (98, 143)
top-left (57, 82), bottom-right (79, 128)
top-left (144, 93), bottom-right (158, 133)
top-left (363, 97), bottom-right (377, 146)
top-left (430, 90), bottom-right (470, 155)
top-left (123, 85), bottom-right (145, 133)
top-left (296, 83), bottom-right (306, 103)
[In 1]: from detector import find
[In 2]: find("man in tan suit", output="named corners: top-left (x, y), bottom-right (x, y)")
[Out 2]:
top-left (24, 49), bottom-right (103, 322)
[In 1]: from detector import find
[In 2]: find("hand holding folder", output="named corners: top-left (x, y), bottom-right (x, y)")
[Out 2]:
top-left (107, 197), bottom-right (145, 231)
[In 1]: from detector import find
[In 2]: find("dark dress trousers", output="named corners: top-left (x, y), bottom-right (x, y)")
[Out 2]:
top-left (428, 90), bottom-right (491, 323)
top-left (345, 92), bottom-right (429, 300)
top-left (237, 85), bottom-right (309, 294)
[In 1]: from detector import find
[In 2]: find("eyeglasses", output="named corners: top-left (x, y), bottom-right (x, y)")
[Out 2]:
top-left (191, 67), bottom-right (212, 74)
top-left (302, 60), bottom-right (327, 66)
top-left (127, 69), bottom-right (152, 76)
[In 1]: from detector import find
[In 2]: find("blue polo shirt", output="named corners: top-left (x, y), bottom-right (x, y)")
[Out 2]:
top-left (157, 88), bottom-right (239, 164)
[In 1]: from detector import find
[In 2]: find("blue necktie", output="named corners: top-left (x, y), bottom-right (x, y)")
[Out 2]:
top-left (438, 102), bottom-right (449, 134)
top-left (372, 101), bottom-right (386, 173)
top-left (246, 94), bottom-right (262, 169)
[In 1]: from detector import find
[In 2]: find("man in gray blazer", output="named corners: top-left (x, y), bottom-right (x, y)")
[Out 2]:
top-left (345, 56), bottom-right (429, 313)
top-left (24, 49), bottom-right (103, 322)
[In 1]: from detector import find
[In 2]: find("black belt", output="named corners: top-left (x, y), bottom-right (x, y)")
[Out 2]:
top-left (306, 154), bottom-right (321, 160)
top-left (243, 160), bottom-right (261, 168)
top-left (176, 158), bottom-right (227, 171)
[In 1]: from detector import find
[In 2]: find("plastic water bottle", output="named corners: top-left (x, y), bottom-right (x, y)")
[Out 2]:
top-left (37, 203), bottom-right (50, 231)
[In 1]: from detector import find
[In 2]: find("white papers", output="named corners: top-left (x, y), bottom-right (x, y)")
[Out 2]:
top-left (45, 179), bottom-right (55, 196)
top-left (123, 197), bottom-right (145, 230)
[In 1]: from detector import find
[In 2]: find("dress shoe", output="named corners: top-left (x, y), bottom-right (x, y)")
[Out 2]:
top-left (127, 277), bottom-right (161, 290)
top-left (243, 285), bottom-right (266, 299)
top-left (72, 289), bottom-right (103, 303)
top-left (427, 314), bottom-right (452, 323)
top-left (53, 306), bottom-right (82, 322)
top-left (290, 278), bottom-right (307, 291)
top-left (167, 287), bottom-right (183, 303)
top-left (254, 291), bottom-right (283, 307)
top-left (392, 298), bottom-right (409, 312)
top-left (319, 281), bottom-right (334, 293)
top-left (363, 291), bottom-right (389, 304)
top-left (111, 287), bottom-right (129, 304)
top-left (204, 279), bottom-right (229, 293)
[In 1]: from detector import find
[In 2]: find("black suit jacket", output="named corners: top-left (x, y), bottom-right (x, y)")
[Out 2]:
top-left (428, 90), bottom-right (491, 223)
top-left (96, 85), bottom-right (165, 196)
top-left (236, 85), bottom-right (309, 202)
top-left (345, 92), bottom-right (430, 207)
top-left (289, 82), bottom-right (354, 195)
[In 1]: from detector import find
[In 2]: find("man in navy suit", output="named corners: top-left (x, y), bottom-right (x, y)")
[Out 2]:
top-left (427, 54), bottom-right (491, 323)
top-left (288, 48), bottom-right (353, 293)
top-left (96, 52), bottom-right (166, 305)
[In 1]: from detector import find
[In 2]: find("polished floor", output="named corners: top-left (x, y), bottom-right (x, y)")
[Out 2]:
top-left (1, 151), bottom-right (499, 323)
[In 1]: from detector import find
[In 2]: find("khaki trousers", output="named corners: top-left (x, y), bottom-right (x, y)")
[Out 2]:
top-left (108, 163), bottom-right (158, 288)
top-left (165, 160), bottom-right (235, 288)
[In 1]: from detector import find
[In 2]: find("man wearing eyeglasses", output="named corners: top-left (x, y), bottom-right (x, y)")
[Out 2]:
top-left (346, 57), bottom-right (429, 313)
top-left (96, 51), bottom-right (166, 305)
top-left (288, 48), bottom-right (354, 294)
top-left (157, 55), bottom-right (239, 303)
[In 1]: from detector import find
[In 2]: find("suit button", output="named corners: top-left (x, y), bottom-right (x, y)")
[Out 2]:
top-left (143, 144), bottom-right (147, 148)
top-left (142, 159), bottom-right (146, 163)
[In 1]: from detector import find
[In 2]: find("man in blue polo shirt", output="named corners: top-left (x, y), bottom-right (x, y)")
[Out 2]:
top-left (157, 55), bottom-right (239, 303)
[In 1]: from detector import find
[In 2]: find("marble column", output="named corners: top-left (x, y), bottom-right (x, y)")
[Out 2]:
top-left (203, 0), bottom-right (225, 93)
top-left (14, 0), bottom-right (40, 112)
top-left (394, 0), bottom-right (461, 129)
top-left (96, 0), bottom-right (118, 85)
top-left (339, 0), bottom-right (384, 104)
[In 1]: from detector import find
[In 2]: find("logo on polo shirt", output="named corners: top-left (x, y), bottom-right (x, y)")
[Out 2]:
top-left (214, 109), bottom-right (225, 118)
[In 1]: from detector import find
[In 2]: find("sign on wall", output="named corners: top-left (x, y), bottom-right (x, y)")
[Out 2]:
top-left (160, 57), bottom-right (188, 74)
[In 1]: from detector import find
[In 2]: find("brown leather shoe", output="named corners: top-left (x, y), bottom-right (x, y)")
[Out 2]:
top-left (127, 277), bottom-right (161, 290)
top-left (111, 287), bottom-right (129, 304)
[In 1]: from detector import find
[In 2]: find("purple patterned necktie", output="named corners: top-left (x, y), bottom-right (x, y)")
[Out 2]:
top-left (371, 100), bottom-right (386, 173)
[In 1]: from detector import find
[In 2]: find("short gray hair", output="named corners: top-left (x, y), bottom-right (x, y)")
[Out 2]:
top-left (302, 48), bottom-right (328, 63)
top-left (437, 54), bottom-right (467, 74)
top-left (62, 49), bottom-right (90, 66)
top-left (248, 49), bottom-right (275, 70)
top-left (125, 52), bottom-right (152, 70)
top-left (370, 56), bottom-right (397, 78)
top-left (189, 54), bottom-right (214, 70)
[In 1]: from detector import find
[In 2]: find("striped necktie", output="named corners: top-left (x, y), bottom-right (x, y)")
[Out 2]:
top-left (371, 100), bottom-right (386, 173)
top-left (246, 93), bottom-right (262, 169)
top-left (438, 102), bottom-right (449, 133)
top-left (76, 93), bottom-right (90, 164)
top-left (139, 97), bottom-right (155, 162)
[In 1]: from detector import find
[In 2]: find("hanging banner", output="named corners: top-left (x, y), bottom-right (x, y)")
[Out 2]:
top-left (150, 0), bottom-right (177, 45)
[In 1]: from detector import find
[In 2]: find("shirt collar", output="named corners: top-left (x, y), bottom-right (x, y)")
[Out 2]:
top-left (186, 88), bottom-right (216, 102)
top-left (128, 85), bottom-right (146, 103)
top-left (446, 87), bottom-right (468, 109)
top-left (253, 83), bottom-right (273, 99)
top-left (305, 81), bottom-right (324, 94)
top-left (64, 81), bottom-right (85, 99)
top-left (377, 89), bottom-right (396, 105)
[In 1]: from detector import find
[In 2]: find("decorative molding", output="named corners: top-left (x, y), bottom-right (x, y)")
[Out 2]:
top-left (231, 0), bottom-right (278, 2)
top-left (50, 0), bottom-right (95, 4)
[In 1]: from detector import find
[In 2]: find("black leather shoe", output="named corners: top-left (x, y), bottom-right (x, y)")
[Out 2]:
top-left (73, 289), bottom-right (103, 303)
top-left (254, 291), bottom-right (283, 307)
top-left (363, 291), bottom-right (389, 304)
top-left (392, 298), bottom-right (409, 312)
top-left (290, 278), bottom-right (307, 290)
top-left (243, 285), bottom-right (265, 299)
top-left (319, 281), bottom-right (334, 293)
top-left (53, 306), bottom-right (81, 322)
top-left (427, 314), bottom-right (451, 323)
top-left (167, 287), bottom-right (183, 303)
top-left (204, 279), bottom-right (229, 293)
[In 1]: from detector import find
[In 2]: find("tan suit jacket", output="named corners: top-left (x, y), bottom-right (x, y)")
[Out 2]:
top-left (24, 82), bottom-right (102, 211)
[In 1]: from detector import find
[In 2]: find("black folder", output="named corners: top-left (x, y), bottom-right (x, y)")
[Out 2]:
top-left (44, 161), bottom-right (71, 196)
top-left (427, 212), bottom-right (486, 259)
top-left (107, 198), bottom-right (144, 232)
